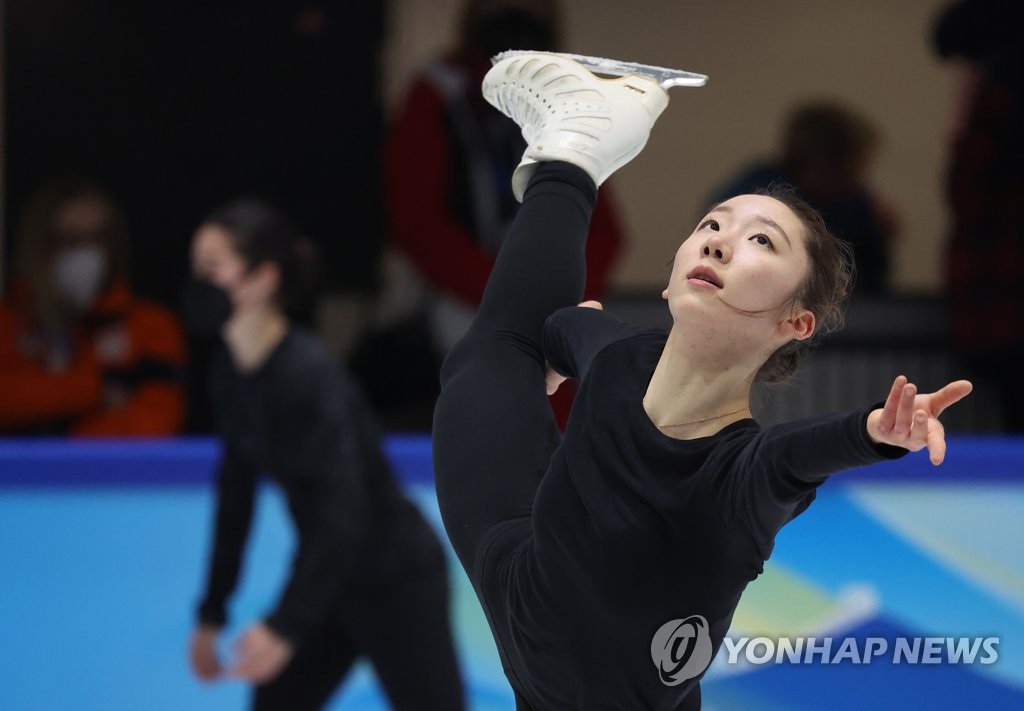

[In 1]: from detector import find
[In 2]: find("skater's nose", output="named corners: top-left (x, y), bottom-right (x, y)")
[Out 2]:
top-left (702, 234), bottom-right (731, 263)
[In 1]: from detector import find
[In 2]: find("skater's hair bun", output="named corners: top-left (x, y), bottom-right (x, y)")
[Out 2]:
top-left (202, 198), bottom-right (320, 315)
top-left (753, 183), bottom-right (854, 384)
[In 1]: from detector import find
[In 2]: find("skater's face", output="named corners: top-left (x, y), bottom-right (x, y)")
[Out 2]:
top-left (190, 224), bottom-right (280, 315)
top-left (664, 194), bottom-right (816, 347)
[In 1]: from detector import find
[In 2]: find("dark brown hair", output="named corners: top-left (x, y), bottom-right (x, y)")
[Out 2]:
top-left (753, 183), bottom-right (854, 383)
top-left (202, 198), bottom-right (319, 315)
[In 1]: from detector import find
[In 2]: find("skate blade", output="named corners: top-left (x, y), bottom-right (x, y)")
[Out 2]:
top-left (492, 50), bottom-right (708, 89)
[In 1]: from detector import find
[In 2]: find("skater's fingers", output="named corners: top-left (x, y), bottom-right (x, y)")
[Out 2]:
top-left (927, 418), bottom-right (947, 466)
top-left (877, 375), bottom-right (907, 435)
top-left (892, 383), bottom-right (918, 437)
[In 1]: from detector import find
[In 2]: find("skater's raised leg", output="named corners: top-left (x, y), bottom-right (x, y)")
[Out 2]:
top-left (432, 52), bottom-right (672, 576)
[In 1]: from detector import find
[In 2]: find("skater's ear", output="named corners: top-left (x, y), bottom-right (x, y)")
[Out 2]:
top-left (778, 308), bottom-right (815, 342)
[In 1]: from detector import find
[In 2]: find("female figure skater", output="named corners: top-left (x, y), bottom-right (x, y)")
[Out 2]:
top-left (184, 200), bottom-right (464, 710)
top-left (432, 53), bottom-right (972, 710)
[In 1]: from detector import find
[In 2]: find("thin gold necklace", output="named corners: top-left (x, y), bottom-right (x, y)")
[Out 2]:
top-left (657, 406), bottom-right (750, 429)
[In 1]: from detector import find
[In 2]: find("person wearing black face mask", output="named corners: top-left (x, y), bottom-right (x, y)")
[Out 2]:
top-left (371, 0), bottom-right (627, 430)
top-left (180, 277), bottom-right (233, 338)
top-left (179, 267), bottom-right (244, 434)
top-left (184, 199), bottom-right (464, 710)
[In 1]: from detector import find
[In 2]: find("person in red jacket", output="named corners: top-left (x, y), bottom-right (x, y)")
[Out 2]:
top-left (934, 0), bottom-right (1024, 431)
top-left (383, 0), bottom-right (625, 425)
top-left (0, 178), bottom-right (186, 436)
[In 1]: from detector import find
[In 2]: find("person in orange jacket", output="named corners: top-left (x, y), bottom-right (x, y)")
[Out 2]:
top-left (0, 178), bottom-right (187, 436)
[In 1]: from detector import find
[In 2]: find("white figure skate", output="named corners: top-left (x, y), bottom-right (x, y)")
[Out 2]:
top-left (482, 50), bottom-right (708, 200)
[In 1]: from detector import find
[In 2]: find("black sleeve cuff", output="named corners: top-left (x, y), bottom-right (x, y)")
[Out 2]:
top-left (857, 403), bottom-right (912, 461)
top-left (197, 601), bottom-right (227, 628)
top-left (263, 613), bottom-right (306, 648)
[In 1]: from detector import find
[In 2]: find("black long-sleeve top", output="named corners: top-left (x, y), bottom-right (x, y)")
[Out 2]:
top-left (196, 328), bottom-right (444, 646)
top-left (494, 307), bottom-right (906, 710)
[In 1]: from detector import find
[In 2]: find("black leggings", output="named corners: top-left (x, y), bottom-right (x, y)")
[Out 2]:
top-left (251, 566), bottom-right (464, 711)
top-left (432, 161), bottom-right (596, 585)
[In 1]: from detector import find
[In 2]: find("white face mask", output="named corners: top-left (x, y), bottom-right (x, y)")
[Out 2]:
top-left (51, 246), bottom-right (107, 310)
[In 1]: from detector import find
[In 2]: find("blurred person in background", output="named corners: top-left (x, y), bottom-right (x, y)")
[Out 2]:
top-left (184, 200), bottom-right (463, 710)
top-left (369, 0), bottom-right (625, 428)
top-left (708, 101), bottom-right (899, 294)
top-left (935, 0), bottom-right (1024, 432)
top-left (0, 177), bottom-right (187, 436)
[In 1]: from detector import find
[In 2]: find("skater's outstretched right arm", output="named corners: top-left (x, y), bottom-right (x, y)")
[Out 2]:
top-left (726, 375), bottom-right (972, 544)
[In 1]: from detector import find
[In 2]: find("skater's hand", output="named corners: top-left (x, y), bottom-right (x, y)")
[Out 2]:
top-left (189, 624), bottom-right (224, 682)
top-left (866, 376), bottom-right (973, 465)
top-left (230, 623), bottom-right (295, 684)
top-left (546, 301), bottom-right (603, 395)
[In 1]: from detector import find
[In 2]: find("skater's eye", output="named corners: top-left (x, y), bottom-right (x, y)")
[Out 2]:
top-left (749, 233), bottom-right (774, 250)
top-left (699, 219), bottom-right (720, 231)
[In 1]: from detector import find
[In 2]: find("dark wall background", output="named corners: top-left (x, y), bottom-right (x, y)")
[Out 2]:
top-left (4, 0), bottom-right (388, 304)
